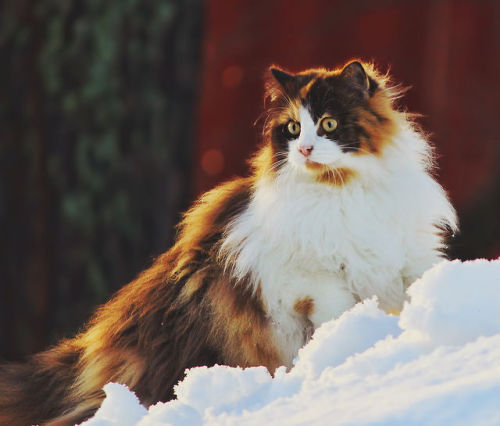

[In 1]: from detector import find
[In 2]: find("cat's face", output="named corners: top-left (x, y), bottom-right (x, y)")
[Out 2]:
top-left (263, 61), bottom-right (398, 184)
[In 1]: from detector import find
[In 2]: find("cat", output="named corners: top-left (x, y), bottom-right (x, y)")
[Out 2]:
top-left (0, 60), bottom-right (457, 425)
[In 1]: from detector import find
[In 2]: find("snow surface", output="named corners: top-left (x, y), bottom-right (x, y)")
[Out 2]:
top-left (82, 258), bottom-right (500, 426)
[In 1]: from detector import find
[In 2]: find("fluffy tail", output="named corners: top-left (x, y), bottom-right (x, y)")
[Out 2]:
top-left (0, 340), bottom-right (103, 426)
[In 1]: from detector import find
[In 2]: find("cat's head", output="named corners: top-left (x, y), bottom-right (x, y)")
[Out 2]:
top-left (258, 60), bottom-right (402, 184)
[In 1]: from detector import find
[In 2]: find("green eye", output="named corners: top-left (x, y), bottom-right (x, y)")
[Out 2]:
top-left (287, 121), bottom-right (301, 136)
top-left (321, 117), bottom-right (338, 132)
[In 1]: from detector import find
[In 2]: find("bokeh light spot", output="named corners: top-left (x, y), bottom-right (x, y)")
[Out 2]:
top-left (222, 65), bottom-right (243, 89)
top-left (202, 149), bottom-right (225, 176)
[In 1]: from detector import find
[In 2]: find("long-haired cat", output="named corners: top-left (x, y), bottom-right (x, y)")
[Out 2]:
top-left (0, 60), bottom-right (457, 425)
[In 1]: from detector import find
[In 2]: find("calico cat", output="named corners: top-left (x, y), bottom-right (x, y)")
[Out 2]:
top-left (0, 60), bottom-right (457, 425)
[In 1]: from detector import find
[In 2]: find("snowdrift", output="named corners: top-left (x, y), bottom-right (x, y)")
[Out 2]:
top-left (82, 258), bottom-right (500, 425)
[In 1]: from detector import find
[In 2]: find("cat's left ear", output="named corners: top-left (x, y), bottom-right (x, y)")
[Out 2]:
top-left (340, 61), bottom-right (377, 96)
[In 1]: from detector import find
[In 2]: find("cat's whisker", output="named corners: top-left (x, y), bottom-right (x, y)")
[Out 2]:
top-left (336, 168), bottom-right (346, 186)
top-left (328, 169), bottom-right (335, 185)
top-left (331, 169), bottom-right (338, 186)
top-left (269, 161), bottom-right (288, 172)
top-left (271, 158), bottom-right (287, 167)
top-left (282, 95), bottom-right (296, 111)
top-left (270, 159), bottom-right (286, 168)
top-left (255, 110), bottom-right (271, 127)
top-left (266, 106), bottom-right (290, 113)
top-left (267, 155), bottom-right (289, 172)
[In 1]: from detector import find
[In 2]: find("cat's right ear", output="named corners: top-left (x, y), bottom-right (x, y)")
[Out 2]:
top-left (265, 66), bottom-right (299, 102)
top-left (270, 67), bottom-right (295, 89)
top-left (268, 66), bottom-right (298, 98)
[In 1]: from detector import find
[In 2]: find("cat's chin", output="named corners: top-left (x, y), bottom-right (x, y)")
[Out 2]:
top-left (303, 159), bottom-right (344, 174)
top-left (290, 160), bottom-right (356, 186)
top-left (305, 159), bottom-right (329, 170)
top-left (289, 159), bottom-right (332, 174)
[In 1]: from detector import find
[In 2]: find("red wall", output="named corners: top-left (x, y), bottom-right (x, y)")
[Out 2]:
top-left (195, 0), bottom-right (500, 257)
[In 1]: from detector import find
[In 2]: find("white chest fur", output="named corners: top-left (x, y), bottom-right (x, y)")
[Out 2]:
top-left (221, 131), bottom-right (456, 365)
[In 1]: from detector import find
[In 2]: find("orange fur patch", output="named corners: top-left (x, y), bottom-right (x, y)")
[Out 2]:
top-left (293, 296), bottom-right (315, 317)
top-left (304, 159), bottom-right (325, 170)
top-left (208, 280), bottom-right (284, 372)
top-left (355, 91), bottom-right (399, 156)
top-left (250, 145), bottom-right (275, 179)
top-left (169, 178), bottom-right (251, 279)
top-left (299, 78), bottom-right (317, 98)
top-left (305, 162), bottom-right (356, 186)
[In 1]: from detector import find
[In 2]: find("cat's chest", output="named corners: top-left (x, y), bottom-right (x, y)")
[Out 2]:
top-left (242, 180), bottom-right (406, 272)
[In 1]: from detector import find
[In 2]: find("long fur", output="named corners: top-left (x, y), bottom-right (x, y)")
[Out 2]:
top-left (0, 60), bottom-right (456, 425)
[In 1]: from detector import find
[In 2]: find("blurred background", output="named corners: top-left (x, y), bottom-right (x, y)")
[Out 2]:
top-left (1, 0), bottom-right (499, 361)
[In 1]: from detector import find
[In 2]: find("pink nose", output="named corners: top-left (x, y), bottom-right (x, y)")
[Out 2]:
top-left (298, 145), bottom-right (313, 157)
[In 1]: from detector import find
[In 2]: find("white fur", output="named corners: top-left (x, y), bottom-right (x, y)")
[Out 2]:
top-left (220, 109), bottom-right (457, 366)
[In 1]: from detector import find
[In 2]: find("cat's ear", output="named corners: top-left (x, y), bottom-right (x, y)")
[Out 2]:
top-left (269, 67), bottom-right (298, 95)
top-left (267, 66), bottom-right (314, 99)
top-left (340, 61), bottom-right (373, 95)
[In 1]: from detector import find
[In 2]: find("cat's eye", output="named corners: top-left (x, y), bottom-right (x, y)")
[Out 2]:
top-left (320, 117), bottom-right (338, 133)
top-left (287, 121), bottom-right (301, 137)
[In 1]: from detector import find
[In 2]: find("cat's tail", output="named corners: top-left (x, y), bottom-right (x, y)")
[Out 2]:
top-left (0, 339), bottom-right (103, 426)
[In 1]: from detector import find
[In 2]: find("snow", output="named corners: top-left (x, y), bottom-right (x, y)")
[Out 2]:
top-left (83, 382), bottom-right (147, 426)
top-left (82, 258), bottom-right (500, 426)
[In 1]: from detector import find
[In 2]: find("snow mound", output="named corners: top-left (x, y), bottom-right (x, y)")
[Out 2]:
top-left (81, 258), bottom-right (500, 425)
top-left (81, 383), bottom-right (147, 426)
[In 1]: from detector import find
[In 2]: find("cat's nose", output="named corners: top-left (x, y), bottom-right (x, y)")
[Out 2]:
top-left (298, 145), bottom-right (313, 157)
